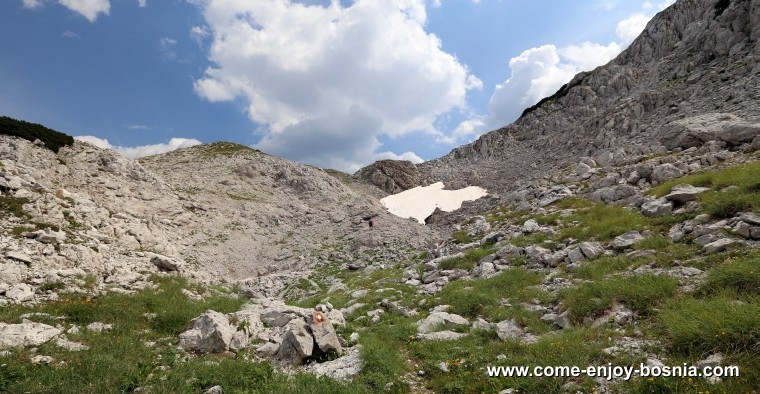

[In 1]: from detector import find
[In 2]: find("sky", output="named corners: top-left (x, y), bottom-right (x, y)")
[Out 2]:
top-left (0, 0), bottom-right (674, 173)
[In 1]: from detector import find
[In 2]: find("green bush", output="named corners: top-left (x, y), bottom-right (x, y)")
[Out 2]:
top-left (0, 116), bottom-right (74, 153)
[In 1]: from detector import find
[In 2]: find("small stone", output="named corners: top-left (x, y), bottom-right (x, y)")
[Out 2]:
top-left (702, 239), bottom-right (738, 254)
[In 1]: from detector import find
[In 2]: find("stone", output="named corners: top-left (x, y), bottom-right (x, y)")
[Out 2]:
top-left (55, 336), bottom-right (89, 351)
top-left (575, 162), bottom-right (592, 176)
top-left (86, 322), bottom-right (113, 332)
top-left (151, 255), bottom-right (181, 272)
top-left (255, 342), bottom-right (279, 358)
top-left (417, 312), bottom-right (469, 334)
top-left (275, 319), bottom-right (313, 365)
top-left (30, 355), bottom-right (54, 365)
top-left (4, 252), bottom-right (32, 265)
top-left (229, 331), bottom-right (249, 352)
top-left (610, 231), bottom-right (644, 250)
top-left (34, 228), bottom-right (67, 244)
top-left (308, 311), bottom-right (342, 354)
top-left (566, 248), bottom-right (586, 264)
top-left (179, 310), bottom-right (234, 354)
top-left (6, 283), bottom-right (35, 302)
top-left (417, 331), bottom-right (467, 341)
top-left (0, 321), bottom-right (62, 349)
top-left (664, 184), bottom-right (710, 203)
top-left (495, 319), bottom-right (524, 341)
top-left (697, 353), bottom-right (723, 367)
top-left (650, 164), bottom-right (683, 185)
top-left (203, 386), bottom-right (224, 394)
top-left (306, 346), bottom-right (362, 380)
top-left (702, 239), bottom-right (738, 254)
top-left (740, 212), bottom-right (760, 226)
top-left (522, 219), bottom-right (540, 233)
top-left (579, 242), bottom-right (604, 260)
top-left (641, 198), bottom-right (673, 217)
top-left (471, 317), bottom-right (495, 331)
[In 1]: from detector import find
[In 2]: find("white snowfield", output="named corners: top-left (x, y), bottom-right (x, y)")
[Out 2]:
top-left (380, 182), bottom-right (488, 224)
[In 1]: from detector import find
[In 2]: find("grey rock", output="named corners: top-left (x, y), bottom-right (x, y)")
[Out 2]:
top-left (495, 319), bottom-right (524, 341)
top-left (522, 219), bottom-right (540, 233)
top-left (566, 248), bottom-right (586, 264)
top-left (179, 310), bottom-right (234, 354)
top-left (276, 319), bottom-right (314, 365)
top-left (579, 242), bottom-right (604, 260)
top-left (306, 346), bottom-right (362, 380)
top-left (610, 231), bottom-right (644, 250)
top-left (0, 321), bottom-right (62, 349)
top-left (417, 312), bottom-right (469, 334)
top-left (664, 184), bottom-right (710, 203)
top-left (151, 255), bottom-right (181, 272)
top-left (703, 238), bottom-right (738, 254)
top-left (417, 330), bottom-right (467, 341)
top-left (203, 386), bottom-right (224, 394)
top-left (641, 198), bottom-right (673, 217)
top-left (575, 162), bottom-right (592, 176)
top-left (6, 283), bottom-right (34, 302)
top-left (255, 342), bottom-right (280, 358)
top-left (308, 311), bottom-right (343, 354)
top-left (4, 252), bottom-right (32, 265)
top-left (86, 322), bottom-right (113, 332)
top-left (650, 164), bottom-right (683, 185)
top-left (740, 212), bottom-right (760, 226)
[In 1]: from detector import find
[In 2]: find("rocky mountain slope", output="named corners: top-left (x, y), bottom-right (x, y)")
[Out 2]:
top-left (418, 0), bottom-right (760, 196)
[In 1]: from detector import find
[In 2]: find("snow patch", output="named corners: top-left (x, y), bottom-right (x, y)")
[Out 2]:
top-left (380, 182), bottom-right (487, 224)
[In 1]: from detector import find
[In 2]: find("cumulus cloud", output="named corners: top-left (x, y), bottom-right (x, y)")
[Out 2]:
top-left (22, 0), bottom-right (43, 9)
top-left (74, 136), bottom-right (202, 158)
top-left (474, 0), bottom-right (676, 133)
top-left (59, 0), bottom-right (110, 22)
top-left (193, 0), bottom-right (480, 172)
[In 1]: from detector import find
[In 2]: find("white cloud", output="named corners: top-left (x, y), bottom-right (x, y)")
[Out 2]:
top-left (62, 30), bottom-right (81, 39)
top-left (190, 26), bottom-right (209, 45)
top-left (23, 0), bottom-right (43, 9)
top-left (138, 0), bottom-right (146, 7)
top-left (615, 13), bottom-right (650, 42)
top-left (127, 124), bottom-right (149, 130)
top-left (58, 0), bottom-right (110, 22)
top-left (193, 0), bottom-right (480, 172)
top-left (476, 0), bottom-right (675, 131)
top-left (159, 37), bottom-right (178, 60)
top-left (74, 136), bottom-right (202, 158)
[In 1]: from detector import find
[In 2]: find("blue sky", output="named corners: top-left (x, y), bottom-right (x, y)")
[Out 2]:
top-left (0, 0), bottom-right (673, 172)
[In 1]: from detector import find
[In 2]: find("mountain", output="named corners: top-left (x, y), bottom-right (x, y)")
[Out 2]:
top-left (417, 0), bottom-right (759, 195)
top-left (1, 0), bottom-right (759, 392)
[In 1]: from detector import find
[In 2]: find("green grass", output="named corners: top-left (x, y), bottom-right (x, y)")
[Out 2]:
top-left (0, 195), bottom-right (32, 220)
top-left (571, 255), bottom-right (634, 281)
top-left (648, 161), bottom-right (760, 217)
top-left (438, 245), bottom-right (496, 271)
top-left (439, 268), bottom-right (546, 319)
top-left (556, 204), bottom-right (649, 242)
top-left (700, 253), bottom-right (760, 296)
top-left (560, 274), bottom-right (678, 322)
top-left (451, 229), bottom-right (477, 244)
top-left (660, 293), bottom-right (760, 355)
top-left (201, 142), bottom-right (257, 157)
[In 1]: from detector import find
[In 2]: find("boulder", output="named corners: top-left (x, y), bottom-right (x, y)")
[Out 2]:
top-left (575, 162), bottom-right (592, 176)
top-left (151, 255), bottom-right (182, 272)
top-left (579, 242), bottom-right (604, 260)
top-left (610, 231), bottom-right (644, 250)
top-left (308, 311), bottom-right (342, 354)
top-left (417, 331), bottom-right (467, 341)
top-left (0, 321), bottom-right (62, 349)
top-left (179, 310), bottom-right (235, 354)
top-left (6, 283), bottom-right (35, 302)
top-left (664, 184), bottom-right (710, 203)
top-left (275, 319), bottom-right (314, 365)
top-left (566, 248), bottom-right (586, 264)
top-left (650, 164), bottom-right (683, 185)
top-left (306, 346), bottom-right (362, 380)
top-left (522, 219), bottom-right (540, 233)
top-left (495, 319), bottom-right (526, 341)
top-left (641, 198), bottom-right (673, 217)
top-left (4, 252), bottom-right (32, 265)
top-left (702, 238), bottom-right (738, 254)
top-left (417, 312), bottom-right (469, 334)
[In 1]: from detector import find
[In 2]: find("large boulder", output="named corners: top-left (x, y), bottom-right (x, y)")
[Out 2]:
top-left (661, 113), bottom-right (760, 149)
top-left (610, 231), bottom-right (644, 250)
top-left (664, 184), bottom-right (710, 203)
top-left (641, 198), bottom-right (673, 217)
top-left (650, 164), bottom-right (683, 185)
top-left (178, 310), bottom-right (235, 354)
top-left (275, 319), bottom-right (314, 365)
top-left (0, 321), bottom-right (62, 349)
top-left (308, 311), bottom-right (342, 354)
top-left (417, 312), bottom-right (469, 334)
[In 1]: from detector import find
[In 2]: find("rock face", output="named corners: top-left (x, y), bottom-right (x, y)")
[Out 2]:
top-left (416, 0), bottom-right (760, 195)
top-left (354, 159), bottom-right (419, 194)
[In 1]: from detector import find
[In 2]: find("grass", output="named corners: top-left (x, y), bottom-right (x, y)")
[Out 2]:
top-left (700, 252), bottom-right (760, 296)
top-left (438, 245), bottom-right (496, 271)
top-left (571, 255), bottom-right (634, 281)
top-left (560, 274), bottom-right (679, 322)
top-left (439, 268), bottom-right (546, 319)
top-left (0, 195), bottom-right (31, 220)
top-left (201, 142), bottom-right (257, 157)
top-left (648, 161), bottom-right (760, 217)
top-left (451, 229), bottom-right (477, 244)
top-left (556, 204), bottom-right (649, 242)
top-left (660, 293), bottom-right (760, 355)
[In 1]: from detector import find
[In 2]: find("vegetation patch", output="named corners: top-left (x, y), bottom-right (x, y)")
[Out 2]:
top-left (561, 274), bottom-right (678, 322)
top-left (556, 203), bottom-right (648, 242)
top-left (700, 253), bottom-right (760, 295)
top-left (0, 116), bottom-right (74, 153)
top-left (438, 245), bottom-right (496, 271)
